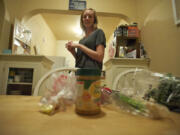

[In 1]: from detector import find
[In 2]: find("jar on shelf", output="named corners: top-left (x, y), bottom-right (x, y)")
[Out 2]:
top-left (8, 69), bottom-right (15, 82)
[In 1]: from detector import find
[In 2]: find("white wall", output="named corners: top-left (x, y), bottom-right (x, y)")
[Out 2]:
top-left (56, 40), bottom-right (78, 68)
top-left (137, 0), bottom-right (180, 76)
top-left (24, 14), bottom-right (57, 55)
top-left (4, 0), bottom-right (137, 23)
top-left (0, 0), bottom-right (11, 53)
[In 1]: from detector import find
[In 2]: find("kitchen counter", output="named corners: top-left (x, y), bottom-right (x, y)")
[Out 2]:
top-left (0, 95), bottom-right (180, 135)
top-left (0, 54), bottom-right (53, 68)
top-left (104, 58), bottom-right (150, 89)
top-left (0, 54), bottom-right (54, 95)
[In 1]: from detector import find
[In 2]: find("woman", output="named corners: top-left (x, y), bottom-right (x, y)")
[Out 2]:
top-left (66, 8), bottom-right (106, 69)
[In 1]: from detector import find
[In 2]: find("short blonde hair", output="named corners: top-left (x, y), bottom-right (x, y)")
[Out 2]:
top-left (80, 8), bottom-right (98, 32)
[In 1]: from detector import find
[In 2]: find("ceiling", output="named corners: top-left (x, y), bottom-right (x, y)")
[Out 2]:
top-left (41, 13), bottom-right (122, 41)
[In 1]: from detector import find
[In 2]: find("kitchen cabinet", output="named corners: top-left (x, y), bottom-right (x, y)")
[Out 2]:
top-left (7, 67), bottom-right (33, 95)
top-left (0, 54), bottom-right (53, 95)
top-left (104, 58), bottom-right (150, 89)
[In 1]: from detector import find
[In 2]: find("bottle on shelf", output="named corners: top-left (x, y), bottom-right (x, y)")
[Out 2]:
top-left (8, 69), bottom-right (15, 82)
top-left (113, 23), bottom-right (141, 58)
top-left (128, 22), bottom-right (139, 38)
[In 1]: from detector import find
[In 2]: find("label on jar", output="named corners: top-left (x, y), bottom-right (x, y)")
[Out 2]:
top-left (76, 79), bottom-right (101, 112)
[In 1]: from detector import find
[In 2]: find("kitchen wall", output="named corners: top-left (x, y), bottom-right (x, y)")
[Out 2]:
top-left (24, 14), bottom-right (57, 56)
top-left (1, 0), bottom-right (137, 68)
top-left (1, 0), bottom-right (180, 76)
top-left (137, 0), bottom-right (180, 76)
top-left (3, 0), bottom-right (137, 23)
top-left (0, 0), bottom-right (11, 52)
top-left (1, 0), bottom-right (137, 45)
top-left (0, 0), bottom-right (4, 39)
top-left (56, 40), bottom-right (77, 68)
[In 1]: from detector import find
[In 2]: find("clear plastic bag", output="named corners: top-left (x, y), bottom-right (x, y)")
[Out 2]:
top-left (105, 69), bottom-right (180, 119)
top-left (39, 71), bottom-right (77, 115)
top-left (109, 91), bottom-right (170, 119)
top-left (144, 73), bottom-right (180, 111)
top-left (38, 68), bottom-right (180, 118)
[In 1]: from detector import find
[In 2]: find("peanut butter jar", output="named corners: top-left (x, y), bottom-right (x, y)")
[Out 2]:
top-left (75, 68), bottom-right (101, 115)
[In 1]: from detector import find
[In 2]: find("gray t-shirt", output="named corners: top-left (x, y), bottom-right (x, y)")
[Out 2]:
top-left (75, 29), bottom-right (106, 69)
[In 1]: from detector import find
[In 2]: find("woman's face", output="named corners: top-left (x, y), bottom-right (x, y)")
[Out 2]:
top-left (82, 9), bottom-right (95, 29)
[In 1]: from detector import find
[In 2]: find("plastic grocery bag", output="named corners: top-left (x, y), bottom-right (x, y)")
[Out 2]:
top-left (39, 71), bottom-right (77, 115)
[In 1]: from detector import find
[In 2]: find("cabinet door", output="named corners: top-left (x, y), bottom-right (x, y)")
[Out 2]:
top-left (1, 64), bottom-right (9, 94)
top-left (0, 62), bottom-right (4, 94)
top-left (2, 62), bottom-right (39, 95)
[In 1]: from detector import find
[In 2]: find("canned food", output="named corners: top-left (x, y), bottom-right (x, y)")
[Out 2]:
top-left (75, 68), bottom-right (101, 115)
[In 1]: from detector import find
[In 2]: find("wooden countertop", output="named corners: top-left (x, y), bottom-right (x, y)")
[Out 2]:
top-left (0, 95), bottom-right (180, 135)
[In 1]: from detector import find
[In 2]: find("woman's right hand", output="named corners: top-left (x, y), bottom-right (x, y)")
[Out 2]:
top-left (66, 41), bottom-right (77, 59)
top-left (66, 41), bottom-right (75, 53)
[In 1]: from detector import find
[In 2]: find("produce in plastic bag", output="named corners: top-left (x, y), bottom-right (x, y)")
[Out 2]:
top-left (39, 71), bottom-right (77, 115)
top-left (105, 69), bottom-right (180, 119)
top-left (144, 73), bottom-right (180, 112)
top-left (109, 90), bottom-right (169, 119)
top-left (113, 69), bottom-right (180, 110)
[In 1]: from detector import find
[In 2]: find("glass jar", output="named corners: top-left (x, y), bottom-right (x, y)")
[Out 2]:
top-left (75, 68), bottom-right (101, 115)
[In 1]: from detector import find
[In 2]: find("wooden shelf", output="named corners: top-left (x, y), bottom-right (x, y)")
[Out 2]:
top-left (7, 82), bottom-right (32, 85)
top-left (116, 36), bottom-right (138, 40)
top-left (115, 36), bottom-right (140, 58)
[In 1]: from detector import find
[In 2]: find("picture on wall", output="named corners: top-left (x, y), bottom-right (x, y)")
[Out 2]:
top-left (69, 0), bottom-right (86, 10)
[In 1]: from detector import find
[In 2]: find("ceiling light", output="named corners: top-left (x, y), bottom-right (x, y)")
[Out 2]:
top-left (73, 27), bottom-right (83, 37)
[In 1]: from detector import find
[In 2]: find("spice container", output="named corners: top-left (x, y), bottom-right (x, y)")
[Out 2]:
top-left (75, 68), bottom-right (101, 115)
